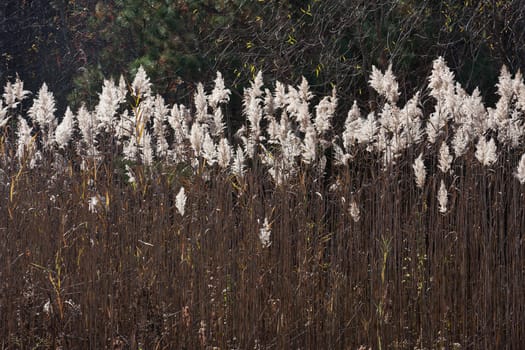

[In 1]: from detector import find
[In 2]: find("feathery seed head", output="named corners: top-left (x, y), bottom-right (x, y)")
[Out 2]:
top-left (475, 137), bottom-right (497, 167)
top-left (369, 64), bottom-right (399, 104)
top-left (13, 74), bottom-right (31, 102)
top-left (259, 217), bottom-right (272, 248)
top-left (209, 71), bottom-right (231, 109)
top-left (349, 200), bottom-right (360, 222)
top-left (438, 142), bottom-right (453, 173)
top-left (413, 153), bottom-right (426, 189)
top-left (131, 66), bottom-right (152, 99)
top-left (176, 187), bottom-right (187, 216)
top-left (55, 107), bottom-right (75, 149)
top-left (217, 138), bottom-right (232, 169)
top-left (438, 180), bottom-right (448, 214)
top-left (515, 153), bottom-right (525, 184)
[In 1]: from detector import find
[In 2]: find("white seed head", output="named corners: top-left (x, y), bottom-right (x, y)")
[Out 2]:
top-left (209, 71), bottom-right (231, 109)
top-left (175, 187), bottom-right (187, 216)
top-left (259, 217), bottom-right (272, 248)
top-left (302, 125), bottom-right (317, 164)
top-left (3, 81), bottom-right (17, 109)
top-left (413, 153), bottom-right (426, 189)
top-left (428, 56), bottom-right (455, 101)
top-left (140, 131), bottom-right (154, 166)
top-left (342, 101), bottom-right (361, 151)
top-left (216, 138), bottom-right (232, 169)
top-left (475, 137), bottom-right (497, 167)
top-left (438, 180), bottom-right (448, 214)
top-left (231, 146), bottom-right (246, 177)
top-left (194, 83), bottom-right (208, 123)
top-left (452, 126), bottom-right (470, 157)
top-left (54, 107), bottom-right (75, 149)
top-left (13, 74), bottom-right (31, 102)
top-left (515, 153), bottom-right (525, 184)
top-left (438, 141), bottom-right (453, 173)
top-left (16, 116), bottom-right (33, 160)
top-left (88, 196), bottom-right (99, 213)
top-left (369, 64), bottom-right (399, 104)
top-left (201, 132), bottom-right (217, 165)
top-left (125, 165), bottom-right (136, 185)
top-left (131, 66), bottom-right (152, 99)
top-left (349, 200), bottom-right (360, 223)
top-left (314, 87), bottom-right (337, 136)
top-left (190, 123), bottom-right (204, 156)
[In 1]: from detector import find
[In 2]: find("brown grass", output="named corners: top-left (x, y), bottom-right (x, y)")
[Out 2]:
top-left (1, 139), bottom-right (525, 349)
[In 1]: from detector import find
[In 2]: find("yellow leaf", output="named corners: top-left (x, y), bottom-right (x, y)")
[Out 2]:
top-left (300, 5), bottom-right (312, 16)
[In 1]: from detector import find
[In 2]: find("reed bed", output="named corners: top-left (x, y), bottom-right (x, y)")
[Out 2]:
top-left (1, 59), bottom-right (525, 349)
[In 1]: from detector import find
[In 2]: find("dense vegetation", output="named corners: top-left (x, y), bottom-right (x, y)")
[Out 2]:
top-left (1, 57), bottom-right (525, 348)
top-left (2, 1), bottom-right (525, 348)
top-left (2, 0), bottom-right (525, 112)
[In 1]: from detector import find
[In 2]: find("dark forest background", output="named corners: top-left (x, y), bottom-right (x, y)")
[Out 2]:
top-left (1, 0), bottom-right (525, 118)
